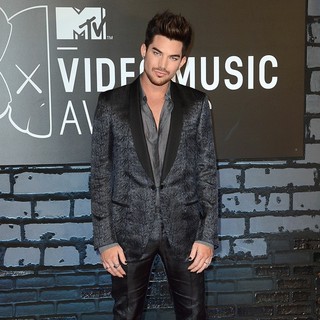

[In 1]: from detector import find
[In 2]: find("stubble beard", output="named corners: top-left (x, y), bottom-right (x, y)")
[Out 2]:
top-left (145, 68), bottom-right (172, 87)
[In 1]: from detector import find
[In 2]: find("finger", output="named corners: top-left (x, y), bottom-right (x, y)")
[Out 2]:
top-left (102, 260), bottom-right (114, 275)
top-left (188, 258), bottom-right (205, 272)
top-left (113, 267), bottom-right (126, 277)
top-left (118, 250), bottom-right (127, 265)
top-left (107, 265), bottom-right (125, 277)
top-left (199, 258), bottom-right (213, 272)
top-left (196, 263), bottom-right (208, 274)
top-left (188, 244), bottom-right (198, 262)
top-left (191, 258), bottom-right (212, 273)
top-left (101, 257), bottom-right (110, 270)
top-left (102, 261), bottom-right (110, 270)
top-left (188, 250), bottom-right (205, 270)
top-left (110, 261), bottom-right (126, 277)
top-left (101, 257), bottom-right (124, 277)
top-left (189, 254), bottom-right (214, 272)
top-left (188, 259), bottom-right (199, 271)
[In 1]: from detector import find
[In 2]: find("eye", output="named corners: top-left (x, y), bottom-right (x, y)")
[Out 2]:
top-left (153, 50), bottom-right (161, 56)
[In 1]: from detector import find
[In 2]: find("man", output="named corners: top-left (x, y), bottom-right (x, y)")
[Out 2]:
top-left (91, 11), bottom-right (218, 320)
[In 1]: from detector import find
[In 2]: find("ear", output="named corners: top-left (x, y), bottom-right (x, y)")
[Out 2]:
top-left (140, 43), bottom-right (146, 58)
top-left (179, 56), bottom-right (187, 69)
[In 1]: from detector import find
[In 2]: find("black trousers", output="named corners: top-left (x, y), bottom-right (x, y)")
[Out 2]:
top-left (111, 234), bottom-right (206, 320)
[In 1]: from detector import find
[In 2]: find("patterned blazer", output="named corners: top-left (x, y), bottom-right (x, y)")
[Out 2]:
top-left (90, 77), bottom-right (218, 260)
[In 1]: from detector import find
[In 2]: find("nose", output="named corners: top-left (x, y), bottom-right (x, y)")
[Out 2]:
top-left (158, 56), bottom-right (167, 70)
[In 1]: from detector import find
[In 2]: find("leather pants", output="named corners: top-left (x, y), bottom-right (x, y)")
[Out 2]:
top-left (111, 234), bottom-right (206, 320)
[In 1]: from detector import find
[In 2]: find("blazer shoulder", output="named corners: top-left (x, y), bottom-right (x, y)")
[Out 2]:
top-left (95, 81), bottom-right (136, 119)
top-left (98, 83), bottom-right (131, 105)
top-left (170, 82), bottom-right (209, 114)
top-left (171, 81), bottom-right (207, 103)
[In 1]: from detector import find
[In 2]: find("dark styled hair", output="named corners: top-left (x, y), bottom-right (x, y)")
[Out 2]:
top-left (144, 11), bottom-right (193, 57)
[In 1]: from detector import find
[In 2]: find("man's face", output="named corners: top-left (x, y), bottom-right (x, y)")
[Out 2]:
top-left (141, 35), bottom-right (187, 87)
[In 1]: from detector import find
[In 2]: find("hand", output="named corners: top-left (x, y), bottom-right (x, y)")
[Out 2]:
top-left (100, 245), bottom-right (127, 278)
top-left (187, 242), bottom-right (214, 273)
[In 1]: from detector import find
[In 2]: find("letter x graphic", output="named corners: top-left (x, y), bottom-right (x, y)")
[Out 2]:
top-left (16, 64), bottom-right (42, 94)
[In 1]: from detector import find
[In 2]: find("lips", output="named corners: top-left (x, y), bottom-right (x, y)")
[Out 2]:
top-left (153, 68), bottom-right (169, 77)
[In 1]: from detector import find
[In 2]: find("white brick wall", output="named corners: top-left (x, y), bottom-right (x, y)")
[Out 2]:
top-left (74, 199), bottom-right (91, 217)
top-left (0, 174), bottom-right (10, 193)
top-left (4, 248), bottom-right (41, 267)
top-left (14, 172), bottom-right (89, 194)
top-left (221, 192), bottom-right (290, 213)
top-left (293, 191), bottom-right (320, 210)
top-left (220, 218), bottom-right (245, 237)
top-left (233, 238), bottom-right (267, 256)
top-left (44, 247), bottom-right (80, 266)
top-left (311, 71), bottom-right (320, 92)
top-left (24, 223), bottom-right (93, 241)
top-left (0, 200), bottom-right (31, 218)
top-left (310, 119), bottom-right (320, 140)
top-left (307, 46), bottom-right (320, 67)
top-left (218, 169), bottom-right (242, 188)
top-left (35, 200), bottom-right (71, 218)
top-left (250, 215), bottom-right (320, 234)
top-left (306, 95), bottom-right (320, 113)
top-left (0, 224), bottom-right (20, 241)
top-left (245, 168), bottom-right (316, 188)
top-left (310, 22), bottom-right (320, 43)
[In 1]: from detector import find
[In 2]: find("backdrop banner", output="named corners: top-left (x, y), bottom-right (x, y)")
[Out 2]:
top-left (0, 0), bottom-right (306, 165)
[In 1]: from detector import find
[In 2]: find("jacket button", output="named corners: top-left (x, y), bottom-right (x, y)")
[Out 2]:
top-left (160, 185), bottom-right (164, 190)
top-left (151, 185), bottom-right (156, 190)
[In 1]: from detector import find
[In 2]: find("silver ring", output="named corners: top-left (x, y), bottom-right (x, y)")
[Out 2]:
top-left (114, 264), bottom-right (120, 269)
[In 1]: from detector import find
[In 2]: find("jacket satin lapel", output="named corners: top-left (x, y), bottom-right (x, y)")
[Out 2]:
top-left (161, 81), bottom-right (184, 182)
top-left (129, 78), bottom-right (154, 183)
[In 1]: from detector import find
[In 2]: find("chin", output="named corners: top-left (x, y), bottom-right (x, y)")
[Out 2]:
top-left (152, 77), bottom-right (171, 86)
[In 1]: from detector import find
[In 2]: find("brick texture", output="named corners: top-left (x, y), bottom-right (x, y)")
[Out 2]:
top-left (0, 2), bottom-right (319, 320)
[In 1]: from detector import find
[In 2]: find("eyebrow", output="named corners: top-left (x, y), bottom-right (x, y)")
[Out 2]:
top-left (151, 46), bottom-right (181, 59)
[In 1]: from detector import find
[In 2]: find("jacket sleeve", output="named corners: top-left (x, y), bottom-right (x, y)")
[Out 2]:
top-left (195, 97), bottom-right (219, 249)
top-left (90, 93), bottom-right (117, 249)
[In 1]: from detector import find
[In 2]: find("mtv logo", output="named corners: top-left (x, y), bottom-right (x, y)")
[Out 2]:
top-left (56, 7), bottom-right (107, 40)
